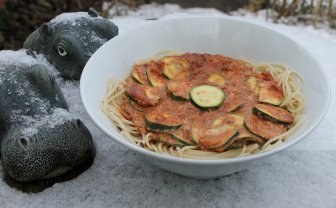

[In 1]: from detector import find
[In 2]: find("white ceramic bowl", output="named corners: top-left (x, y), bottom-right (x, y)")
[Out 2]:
top-left (80, 16), bottom-right (330, 178)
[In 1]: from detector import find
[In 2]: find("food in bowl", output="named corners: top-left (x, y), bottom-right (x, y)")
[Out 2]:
top-left (100, 52), bottom-right (304, 159)
top-left (81, 16), bottom-right (330, 178)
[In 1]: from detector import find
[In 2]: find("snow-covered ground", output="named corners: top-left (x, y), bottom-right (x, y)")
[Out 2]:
top-left (1, 3), bottom-right (336, 208)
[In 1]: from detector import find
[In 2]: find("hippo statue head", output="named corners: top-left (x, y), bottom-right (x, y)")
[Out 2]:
top-left (1, 111), bottom-right (94, 182)
top-left (0, 50), bottom-right (95, 185)
top-left (23, 8), bottom-right (118, 80)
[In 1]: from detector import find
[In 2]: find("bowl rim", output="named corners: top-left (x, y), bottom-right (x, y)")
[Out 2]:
top-left (80, 16), bottom-right (331, 165)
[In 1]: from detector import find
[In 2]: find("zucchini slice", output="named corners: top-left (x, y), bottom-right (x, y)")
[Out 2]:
top-left (191, 122), bottom-right (239, 148)
top-left (162, 56), bottom-right (190, 80)
top-left (129, 99), bottom-right (145, 112)
top-left (244, 114), bottom-right (287, 139)
top-left (145, 112), bottom-right (183, 131)
top-left (190, 85), bottom-right (225, 108)
top-left (258, 81), bottom-right (285, 105)
top-left (252, 103), bottom-right (294, 124)
top-left (210, 114), bottom-right (244, 128)
top-left (131, 65), bottom-right (148, 85)
top-left (147, 67), bottom-right (166, 87)
top-left (227, 102), bottom-right (244, 113)
top-left (199, 125), bottom-right (239, 149)
top-left (166, 81), bottom-right (190, 101)
top-left (190, 121), bottom-right (206, 144)
top-left (247, 76), bottom-right (257, 91)
top-left (224, 91), bottom-right (245, 112)
top-left (207, 73), bottom-right (226, 87)
top-left (159, 134), bottom-right (185, 147)
top-left (210, 133), bottom-right (239, 151)
top-left (126, 83), bottom-right (160, 107)
top-left (236, 130), bottom-right (265, 146)
top-left (231, 114), bottom-right (245, 126)
top-left (170, 132), bottom-right (193, 146)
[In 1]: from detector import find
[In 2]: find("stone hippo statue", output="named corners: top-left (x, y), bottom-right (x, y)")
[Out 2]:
top-left (0, 50), bottom-right (95, 186)
top-left (23, 8), bottom-right (118, 80)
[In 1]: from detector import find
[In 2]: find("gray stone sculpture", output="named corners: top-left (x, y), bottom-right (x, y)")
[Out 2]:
top-left (0, 50), bottom-right (95, 186)
top-left (0, 9), bottom-right (118, 192)
top-left (23, 8), bottom-right (118, 80)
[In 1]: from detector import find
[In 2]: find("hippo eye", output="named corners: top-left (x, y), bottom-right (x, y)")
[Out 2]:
top-left (57, 45), bottom-right (67, 56)
top-left (56, 39), bottom-right (72, 57)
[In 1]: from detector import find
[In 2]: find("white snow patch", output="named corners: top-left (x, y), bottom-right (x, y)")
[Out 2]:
top-left (50, 12), bottom-right (91, 25)
top-left (20, 108), bottom-right (76, 137)
top-left (113, 3), bottom-right (223, 20)
top-left (0, 50), bottom-right (72, 137)
top-left (0, 50), bottom-right (40, 67)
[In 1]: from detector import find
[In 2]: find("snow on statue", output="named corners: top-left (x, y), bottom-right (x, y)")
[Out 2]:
top-left (23, 8), bottom-right (118, 80)
top-left (0, 8), bottom-right (118, 192)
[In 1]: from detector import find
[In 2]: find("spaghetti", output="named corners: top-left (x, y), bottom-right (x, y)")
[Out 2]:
top-left (100, 52), bottom-right (304, 160)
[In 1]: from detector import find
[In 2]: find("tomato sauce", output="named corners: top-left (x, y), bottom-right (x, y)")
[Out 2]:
top-left (119, 53), bottom-right (292, 152)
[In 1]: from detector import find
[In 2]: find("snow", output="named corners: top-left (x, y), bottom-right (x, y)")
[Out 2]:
top-left (50, 12), bottom-right (93, 26)
top-left (19, 108), bottom-right (76, 137)
top-left (0, 49), bottom-right (41, 67)
top-left (1, 3), bottom-right (336, 208)
top-left (0, 50), bottom-right (77, 137)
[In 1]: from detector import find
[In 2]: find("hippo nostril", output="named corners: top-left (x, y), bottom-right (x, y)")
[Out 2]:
top-left (17, 137), bottom-right (30, 149)
top-left (20, 138), bottom-right (27, 146)
top-left (71, 119), bottom-right (83, 129)
top-left (76, 119), bottom-right (82, 128)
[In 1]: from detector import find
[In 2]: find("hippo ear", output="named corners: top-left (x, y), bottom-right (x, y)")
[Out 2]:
top-left (88, 7), bottom-right (99, 17)
top-left (25, 49), bottom-right (37, 59)
top-left (39, 23), bottom-right (54, 38)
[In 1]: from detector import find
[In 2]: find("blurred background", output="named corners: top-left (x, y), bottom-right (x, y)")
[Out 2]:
top-left (0, 0), bottom-right (335, 50)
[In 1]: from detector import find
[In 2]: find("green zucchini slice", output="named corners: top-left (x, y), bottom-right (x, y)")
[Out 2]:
top-left (131, 65), bottom-right (148, 85)
top-left (227, 102), bottom-right (244, 113)
top-left (236, 131), bottom-right (265, 146)
top-left (208, 73), bottom-right (226, 87)
top-left (191, 117), bottom-right (240, 149)
top-left (159, 134), bottom-right (185, 147)
top-left (190, 121), bottom-right (206, 144)
top-left (190, 85), bottom-right (225, 108)
top-left (258, 81), bottom-right (285, 105)
top-left (247, 76), bottom-right (257, 91)
top-left (231, 114), bottom-right (245, 126)
top-left (244, 114), bottom-right (287, 139)
top-left (145, 112), bottom-right (183, 131)
top-left (224, 91), bottom-right (245, 113)
top-left (166, 81), bottom-right (190, 101)
top-left (170, 132), bottom-right (193, 146)
top-left (129, 99), bottom-right (145, 112)
top-left (126, 83), bottom-right (160, 107)
top-left (199, 125), bottom-right (239, 149)
top-left (162, 56), bottom-right (190, 80)
top-left (210, 132), bottom-right (239, 151)
top-left (210, 114), bottom-right (244, 128)
top-left (147, 67), bottom-right (166, 87)
top-left (252, 103), bottom-right (294, 124)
